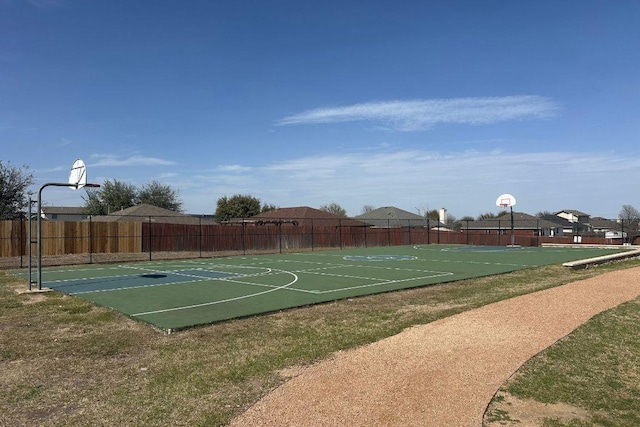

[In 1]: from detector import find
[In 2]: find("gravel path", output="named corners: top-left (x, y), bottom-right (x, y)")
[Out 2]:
top-left (230, 267), bottom-right (640, 426)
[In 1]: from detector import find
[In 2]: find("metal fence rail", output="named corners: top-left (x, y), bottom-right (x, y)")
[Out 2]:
top-left (0, 216), bottom-right (633, 269)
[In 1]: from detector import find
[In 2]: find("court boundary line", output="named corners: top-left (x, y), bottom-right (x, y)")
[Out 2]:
top-left (132, 268), bottom-right (300, 317)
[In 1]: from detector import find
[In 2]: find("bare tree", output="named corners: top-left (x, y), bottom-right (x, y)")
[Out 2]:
top-left (360, 205), bottom-right (375, 214)
top-left (535, 210), bottom-right (554, 218)
top-left (477, 212), bottom-right (497, 220)
top-left (320, 202), bottom-right (347, 217)
top-left (619, 205), bottom-right (640, 243)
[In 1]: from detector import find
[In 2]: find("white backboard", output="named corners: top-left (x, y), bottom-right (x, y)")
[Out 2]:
top-left (68, 159), bottom-right (87, 190)
top-left (496, 193), bottom-right (516, 208)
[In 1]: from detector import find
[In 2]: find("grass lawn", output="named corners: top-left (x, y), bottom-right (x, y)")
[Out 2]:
top-left (485, 292), bottom-right (640, 426)
top-left (1, 258), bottom-right (639, 426)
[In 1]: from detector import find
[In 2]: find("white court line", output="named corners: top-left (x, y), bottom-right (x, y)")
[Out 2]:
top-left (132, 269), bottom-right (299, 317)
top-left (70, 267), bottom-right (277, 295)
top-left (217, 276), bottom-right (320, 294)
top-left (72, 278), bottom-right (211, 295)
top-left (311, 271), bottom-right (455, 294)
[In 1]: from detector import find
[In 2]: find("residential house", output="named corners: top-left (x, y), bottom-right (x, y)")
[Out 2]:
top-left (466, 212), bottom-right (563, 237)
top-left (40, 206), bottom-right (88, 221)
top-left (554, 210), bottom-right (591, 234)
top-left (88, 204), bottom-right (215, 224)
top-left (354, 206), bottom-right (429, 228)
top-left (247, 206), bottom-right (367, 227)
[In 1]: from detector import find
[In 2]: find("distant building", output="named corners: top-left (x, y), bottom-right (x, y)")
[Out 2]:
top-left (87, 204), bottom-right (216, 224)
top-left (247, 206), bottom-right (367, 227)
top-left (467, 212), bottom-right (563, 236)
top-left (40, 206), bottom-right (88, 221)
top-left (354, 206), bottom-right (431, 228)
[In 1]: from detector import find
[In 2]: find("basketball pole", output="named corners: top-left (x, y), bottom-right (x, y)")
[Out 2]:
top-left (35, 182), bottom-right (100, 291)
top-left (510, 206), bottom-right (515, 247)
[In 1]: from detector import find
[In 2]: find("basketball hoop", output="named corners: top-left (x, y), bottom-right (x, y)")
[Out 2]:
top-left (33, 159), bottom-right (100, 292)
top-left (495, 193), bottom-right (517, 247)
top-left (496, 193), bottom-right (516, 209)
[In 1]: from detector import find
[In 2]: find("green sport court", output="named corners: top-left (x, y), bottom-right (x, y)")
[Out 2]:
top-left (13, 244), bottom-right (626, 331)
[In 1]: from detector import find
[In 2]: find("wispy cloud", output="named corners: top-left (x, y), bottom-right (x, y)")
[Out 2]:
top-left (190, 148), bottom-right (638, 218)
top-left (216, 165), bottom-right (253, 173)
top-left (276, 96), bottom-right (559, 131)
top-left (89, 153), bottom-right (176, 167)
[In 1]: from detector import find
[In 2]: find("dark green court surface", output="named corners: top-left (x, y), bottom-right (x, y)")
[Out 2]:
top-left (13, 244), bottom-right (627, 331)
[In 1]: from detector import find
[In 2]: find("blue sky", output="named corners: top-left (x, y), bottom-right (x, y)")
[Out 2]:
top-left (1, 0), bottom-right (639, 218)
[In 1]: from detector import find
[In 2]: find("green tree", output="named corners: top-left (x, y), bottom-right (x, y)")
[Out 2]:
top-left (0, 161), bottom-right (34, 219)
top-left (215, 194), bottom-right (262, 222)
top-left (82, 179), bottom-right (137, 215)
top-left (138, 180), bottom-right (183, 212)
top-left (261, 203), bottom-right (277, 213)
top-left (82, 187), bottom-right (107, 215)
top-left (425, 209), bottom-right (440, 221)
top-left (319, 202), bottom-right (347, 217)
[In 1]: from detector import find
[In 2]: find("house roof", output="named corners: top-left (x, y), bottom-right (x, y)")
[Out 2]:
top-left (468, 212), bottom-right (561, 230)
top-left (88, 203), bottom-right (212, 224)
top-left (540, 214), bottom-right (574, 228)
top-left (41, 206), bottom-right (86, 215)
top-left (589, 217), bottom-right (620, 230)
top-left (249, 206), bottom-right (367, 227)
top-left (555, 209), bottom-right (590, 217)
top-left (354, 206), bottom-right (429, 228)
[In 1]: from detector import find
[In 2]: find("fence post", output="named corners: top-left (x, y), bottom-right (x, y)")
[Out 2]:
top-left (465, 219), bottom-right (469, 245)
top-left (311, 219), bottom-right (315, 251)
top-left (89, 215), bottom-right (93, 264)
top-left (19, 217), bottom-right (24, 269)
top-left (339, 219), bottom-right (343, 249)
top-left (242, 221), bottom-right (246, 255)
top-left (197, 216), bottom-right (201, 258)
top-left (148, 216), bottom-right (152, 261)
top-left (364, 221), bottom-right (368, 248)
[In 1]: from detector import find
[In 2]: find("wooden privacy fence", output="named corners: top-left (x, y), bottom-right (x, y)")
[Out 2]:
top-left (0, 217), bottom-right (627, 267)
top-left (0, 221), bottom-right (142, 257)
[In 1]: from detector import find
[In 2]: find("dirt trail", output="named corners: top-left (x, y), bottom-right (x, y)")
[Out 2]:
top-left (230, 267), bottom-right (640, 426)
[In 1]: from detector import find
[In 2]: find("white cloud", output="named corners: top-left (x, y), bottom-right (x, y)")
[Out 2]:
top-left (183, 148), bottom-right (638, 218)
top-left (89, 154), bottom-right (176, 167)
top-left (216, 165), bottom-right (253, 173)
top-left (276, 96), bottom-right (559, 131)
top-left (40, 148), bottom-right (640, 220)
